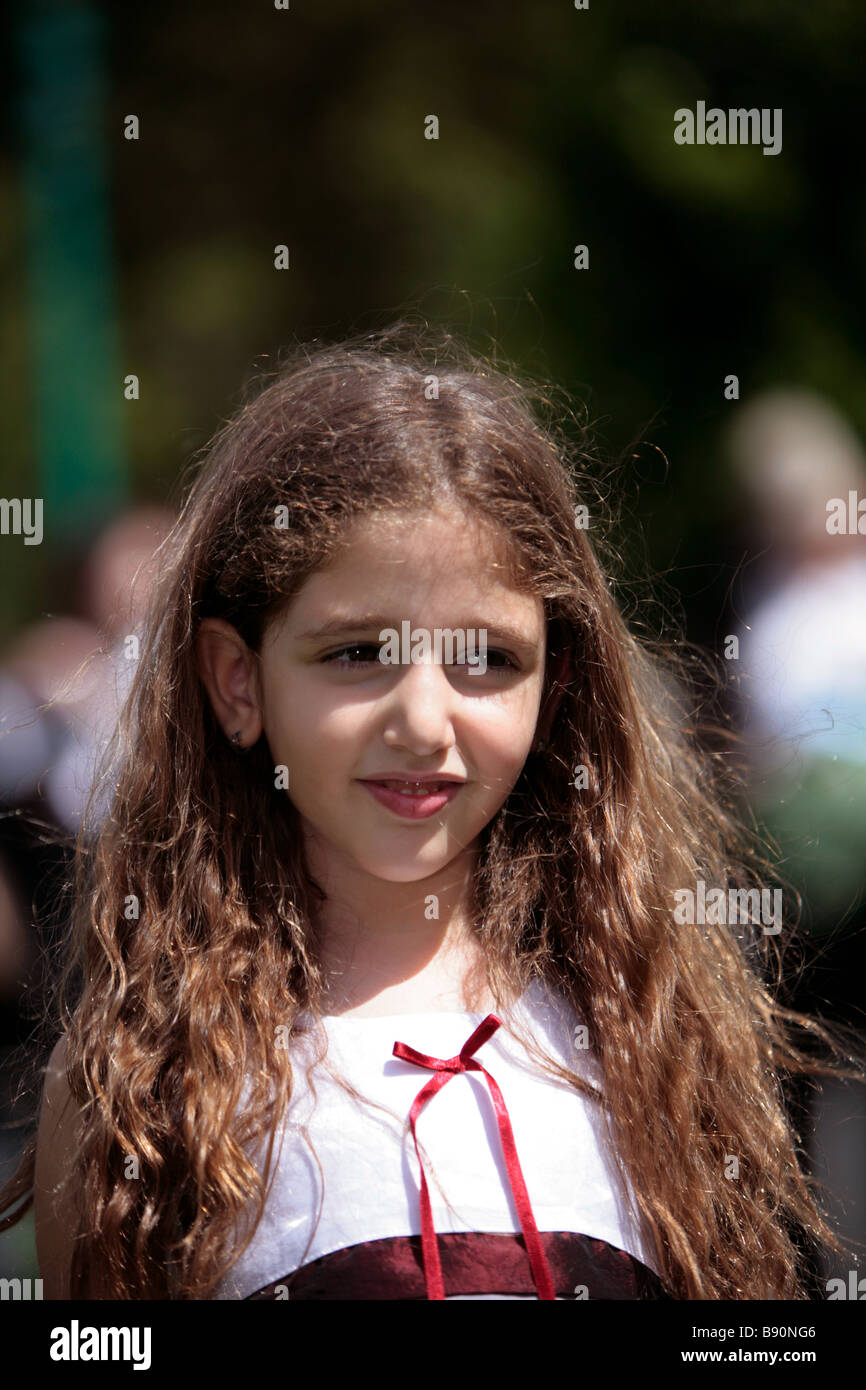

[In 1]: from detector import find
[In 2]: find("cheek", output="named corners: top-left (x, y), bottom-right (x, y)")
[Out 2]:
top-left (283, 707), bottom-right (370, 781)
top-left (475, 694), bottom-right (539, 755)
top-left (470, 726), bottom-right (534, 792)
top-left (265, 680), bottom-right (341, 752)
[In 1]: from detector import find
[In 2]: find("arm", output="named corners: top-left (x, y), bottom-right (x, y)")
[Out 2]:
top-left (33, 1034), bottom-right (84, 1298)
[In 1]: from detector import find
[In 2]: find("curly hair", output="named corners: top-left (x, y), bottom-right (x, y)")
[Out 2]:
top-left (1, 316), bottom-right (863, 1299)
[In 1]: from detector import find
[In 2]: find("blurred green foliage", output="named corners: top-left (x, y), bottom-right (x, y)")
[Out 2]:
top-left (0, 0), bottom-right (863, 647)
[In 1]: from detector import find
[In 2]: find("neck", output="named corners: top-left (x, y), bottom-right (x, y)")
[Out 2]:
top-left (305, 840), bottom-right (494, 1014)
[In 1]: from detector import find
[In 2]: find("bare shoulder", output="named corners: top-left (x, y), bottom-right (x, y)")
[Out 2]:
top-left (34, 1033), bottom-right (84, 1298)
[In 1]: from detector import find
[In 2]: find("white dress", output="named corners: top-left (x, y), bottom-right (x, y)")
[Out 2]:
top-left (210, 977), bottom-right (666, 1300)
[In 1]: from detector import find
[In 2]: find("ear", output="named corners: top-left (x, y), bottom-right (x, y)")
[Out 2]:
top-left (534, 646), bottom-right (574, 747)
top-left (195, 617), bottom-right (264, 748)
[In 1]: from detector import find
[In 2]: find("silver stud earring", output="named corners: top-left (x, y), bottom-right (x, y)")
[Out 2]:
top-left (230, 730), bottom-right (242, 748)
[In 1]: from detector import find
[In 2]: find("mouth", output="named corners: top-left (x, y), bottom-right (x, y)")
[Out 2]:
top-left (357, 778), bottom-right (464, 819)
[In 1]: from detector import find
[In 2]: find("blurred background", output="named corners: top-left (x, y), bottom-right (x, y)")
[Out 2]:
top-left (0, 0), bottom-right (863, 1292)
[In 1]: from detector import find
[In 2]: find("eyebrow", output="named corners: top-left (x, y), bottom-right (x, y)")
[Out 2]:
top-left (295, 614), bottom-right (540, 649)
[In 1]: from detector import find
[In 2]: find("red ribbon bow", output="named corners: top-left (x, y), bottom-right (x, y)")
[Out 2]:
top-left (392, 1013), bottom-right (556, 1300)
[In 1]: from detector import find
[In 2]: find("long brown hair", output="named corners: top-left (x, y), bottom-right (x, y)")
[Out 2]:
top-left (1, 317), bottom-right (863, 1298)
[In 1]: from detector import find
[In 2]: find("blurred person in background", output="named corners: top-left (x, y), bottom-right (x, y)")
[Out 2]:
top-left (0, 505), bottom-right (173, 1276)
top-left (725, 390), bottom-right (866, 1283)
top-left (727, 391), bottom-right (866, 928)
top-left (0, 504), bottom-right (175, 834)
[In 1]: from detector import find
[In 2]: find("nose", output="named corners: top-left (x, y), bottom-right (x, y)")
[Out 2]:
top-left (381, 656), bottom-right (460, 755)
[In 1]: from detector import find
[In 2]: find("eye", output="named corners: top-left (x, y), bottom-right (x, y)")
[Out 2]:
top-left (321, 643), bottom-right (382, 668)
top-left (461, 649), bottom-right (518, 671)
top-left (321, 645), bottom-right (520, 673)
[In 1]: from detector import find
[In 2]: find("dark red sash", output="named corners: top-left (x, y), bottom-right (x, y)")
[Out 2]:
top-left (246, 1231), bottom-right (670, 1300)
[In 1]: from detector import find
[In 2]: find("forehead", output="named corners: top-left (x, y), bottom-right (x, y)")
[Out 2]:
top-left (345, 506), bottom-right (519, 571)
top-left (277, 507), bottom-right (544, 638)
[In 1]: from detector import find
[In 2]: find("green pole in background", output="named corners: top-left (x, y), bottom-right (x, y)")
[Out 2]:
top-left (16, 0), bottom-right (127, 543)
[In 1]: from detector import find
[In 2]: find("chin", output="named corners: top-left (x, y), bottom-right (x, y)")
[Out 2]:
top-left (352, 849), bottom-right (458, 883)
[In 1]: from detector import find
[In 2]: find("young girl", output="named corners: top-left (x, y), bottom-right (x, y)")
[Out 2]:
top-left (1, 320), bottom-right (862, 1299)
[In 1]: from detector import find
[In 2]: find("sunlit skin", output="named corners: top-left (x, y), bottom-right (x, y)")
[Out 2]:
top-left (196, 508), bottom-right (555, 1014)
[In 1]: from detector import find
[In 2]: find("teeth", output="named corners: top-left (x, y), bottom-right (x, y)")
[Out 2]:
top-left (384, 781), bottom-right (445, 795)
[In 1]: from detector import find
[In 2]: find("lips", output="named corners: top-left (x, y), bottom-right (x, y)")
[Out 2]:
top-left (358, 778), bottom-right (464, 819)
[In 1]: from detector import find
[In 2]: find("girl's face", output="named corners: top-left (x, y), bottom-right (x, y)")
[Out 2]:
top-left (206, 508), bottom-right (548, 886)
